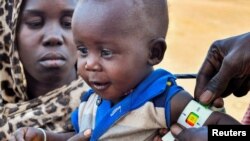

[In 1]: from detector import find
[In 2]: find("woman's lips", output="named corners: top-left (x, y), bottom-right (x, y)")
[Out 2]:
top-left (39, 53), bottom-right (66, 68)
top-left (40, 59), bottom-right (66, 68)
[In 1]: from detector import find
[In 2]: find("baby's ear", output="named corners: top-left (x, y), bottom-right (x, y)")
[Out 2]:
top-left (147, 38), bottom-right (167, 65)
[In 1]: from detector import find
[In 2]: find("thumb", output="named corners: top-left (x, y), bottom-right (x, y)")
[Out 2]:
top-left (170, 124), bottom-right (189, 141)
top-left (170, 124), bottom-right (184, 137)
top-left (199, 63), bottom-right (232, 105)
top-left (171, 124), bottom-right (209, 141)
top-left (83, 129), bottom-right (92, 138)
top-left (68, 129), bottom-right (91, 141)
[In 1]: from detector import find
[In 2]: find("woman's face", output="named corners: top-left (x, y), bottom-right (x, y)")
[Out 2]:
top-left (17, 0), bottom-right (77, 83)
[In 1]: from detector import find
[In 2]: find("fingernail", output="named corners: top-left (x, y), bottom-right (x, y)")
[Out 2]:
top-left (161, 128), bottom-right (168, 134)
top-left (84, 129), bottom-right (92, 137)
top-left (199, 90), bottom-right (214, 105)
top-left (171, 125), bottom-right (183, 135)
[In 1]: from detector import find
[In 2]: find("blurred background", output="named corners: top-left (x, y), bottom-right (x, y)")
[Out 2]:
top-left (155, 0), bottom-right (250, 122)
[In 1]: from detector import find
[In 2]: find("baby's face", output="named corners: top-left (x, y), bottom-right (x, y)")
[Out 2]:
top-left (73, 0), bottom-right (152, 103)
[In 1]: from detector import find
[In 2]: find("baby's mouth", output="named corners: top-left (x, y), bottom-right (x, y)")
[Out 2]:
top-left (91, 82), bottom-right (110, 91)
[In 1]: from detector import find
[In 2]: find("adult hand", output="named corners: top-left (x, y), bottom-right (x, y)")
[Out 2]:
top-left (9, 127), bottom-right (44, 141)
top-left (170, 124), bottom-right (208, 141)
top-left (67, 129), bottom-right (91, 141)
top-left (195, 32), bottom-right (250, 107)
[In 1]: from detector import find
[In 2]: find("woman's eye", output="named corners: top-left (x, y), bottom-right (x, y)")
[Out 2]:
top-left (62, 16), bottom-right (72, 29)
top-left (25, 17), bottom-right (43, 29)
top-left (78, 47), bottom-right (88, 57)
top-left (101, 49), bottom-right (113, 58)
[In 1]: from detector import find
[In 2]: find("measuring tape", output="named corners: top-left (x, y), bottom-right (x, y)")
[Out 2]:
top-left (162, 100), bottom-right (213, 141)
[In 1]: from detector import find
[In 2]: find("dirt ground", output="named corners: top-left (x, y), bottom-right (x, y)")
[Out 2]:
top-left (155, 0), bottom-right (250, 122)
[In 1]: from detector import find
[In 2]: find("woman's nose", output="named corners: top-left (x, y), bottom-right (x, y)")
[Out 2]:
top-left (42, 25), bottom-right (63, 47)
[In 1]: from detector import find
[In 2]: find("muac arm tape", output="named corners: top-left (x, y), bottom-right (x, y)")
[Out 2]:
top-left (162, 100), bottom-right (213, 141)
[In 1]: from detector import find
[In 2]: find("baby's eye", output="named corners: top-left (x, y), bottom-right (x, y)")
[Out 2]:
top-left (101, 49), bottom-right (113, 58)
top-left (61, 16), bottom-right (72, 29)
top-left (77, 47), bottom-right (88, 57)
top-left (25, 17), bottom-right (43, 29)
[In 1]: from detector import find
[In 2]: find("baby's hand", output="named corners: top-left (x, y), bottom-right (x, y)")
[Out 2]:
top-left (10, 127), bottom-right (45, 141)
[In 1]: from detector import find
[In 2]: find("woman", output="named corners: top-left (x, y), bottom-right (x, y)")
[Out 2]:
top-left (0, 0), bottom-right (88, 140)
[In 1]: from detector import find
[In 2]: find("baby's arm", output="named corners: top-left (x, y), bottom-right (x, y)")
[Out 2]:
top-left (46, 131), bottom-right (75, 141)
top-left (67, 129), bottom-right (92, 141)
top-left (10, 127), bottom-right (75, 141)
top-left (203, 110), bottom-right (240, 125)
top-left (170, 90), bottom-right (240, 126)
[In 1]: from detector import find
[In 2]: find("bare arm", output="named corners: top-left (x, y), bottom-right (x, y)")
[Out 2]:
top-left (46, 131), bottom-right (75, 141)
top-left (170, 90), bottom-right (240, 126)
top-left (9, 127), bottom-right (75, 141)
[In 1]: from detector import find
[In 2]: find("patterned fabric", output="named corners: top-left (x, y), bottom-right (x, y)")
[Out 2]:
top-left (242, 104), bottom-right (250, 125)
top-left (0, 0), bottom-right (87, 140)
top-left (72, 69), bottom-right (183, 141)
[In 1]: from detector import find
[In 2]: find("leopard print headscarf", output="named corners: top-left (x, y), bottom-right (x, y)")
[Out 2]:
top-left (0, 0), bottom-right (87, 140)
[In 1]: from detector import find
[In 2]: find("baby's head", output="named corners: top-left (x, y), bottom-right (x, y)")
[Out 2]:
top-left (73, 0), bottom-right (168, 103)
